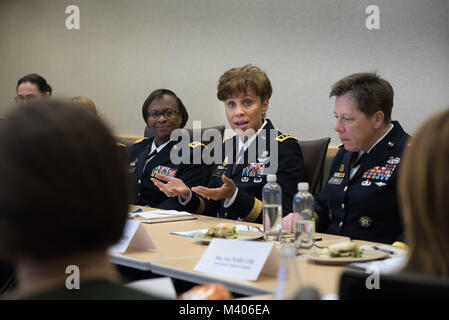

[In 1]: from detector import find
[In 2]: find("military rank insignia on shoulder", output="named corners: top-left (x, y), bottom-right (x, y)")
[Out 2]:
top-left (275, 134), bottom-right (298, 142)
top-left (189, 141), bottom-right (206, 148)
top-left (133, 137), bottom-right (148, 144)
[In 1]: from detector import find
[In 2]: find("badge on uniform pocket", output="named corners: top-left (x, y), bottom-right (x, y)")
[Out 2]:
top-left (213, 165), bottom-right (227, 177)
top-left (361, 180), bottom-right (371, 187)
top-left (359, 216), bottom-right (373, 228)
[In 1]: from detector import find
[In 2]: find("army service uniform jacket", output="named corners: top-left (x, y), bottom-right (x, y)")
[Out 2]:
top-left (315, 121), bottom-right (409, 244)
top-left (128, 137), bottom-right (209, 210)
top-left (182, 119), bottom-right (307, 223)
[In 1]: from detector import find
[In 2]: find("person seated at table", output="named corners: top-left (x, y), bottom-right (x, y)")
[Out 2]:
top-left (398, 107), bottom-right (449, 277)
top-left (68, 96), bottom-right (99, 116)
top-left (152, 64), bottom-right (307, 222)
top-left (0, 100), bottom-right (159, 299)
top-left (15, 73), bottom-right (52, 104)
top-left (284, 72), bottom-right (409, 244)
top-left (127, 88), bottom-right (209, 210)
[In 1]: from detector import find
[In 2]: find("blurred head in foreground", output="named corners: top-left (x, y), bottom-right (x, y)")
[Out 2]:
top-left (0, 99), bottom-right (130, 296)
top-left (399, 107), bottom-right (449, 277)
top-left (68, 96), bottom-right (98, 116)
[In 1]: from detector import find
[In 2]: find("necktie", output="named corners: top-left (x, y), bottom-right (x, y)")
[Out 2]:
top-left (351, 152), bottom-right (365, 168)
top-left (143, 149), bottom-right (158, 174)
top-left (349, 152), bottom-right (366, 180)
top-left (232, 147), bottom-right (244, 175)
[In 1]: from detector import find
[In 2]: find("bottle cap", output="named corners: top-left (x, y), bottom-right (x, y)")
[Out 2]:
top-left (267, 174), bottom-right (277, 182)
top-left (297, 182), bottom-right (309, 191)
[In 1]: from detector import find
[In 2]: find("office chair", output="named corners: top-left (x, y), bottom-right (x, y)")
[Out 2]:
top-left (298, 137), bottom-right (331, 195)
top-left (339, 270), bottom-right (449, 299)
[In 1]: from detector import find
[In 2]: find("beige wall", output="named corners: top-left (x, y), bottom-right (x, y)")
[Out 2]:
top-left (1, 0), bottom-right (449, 144)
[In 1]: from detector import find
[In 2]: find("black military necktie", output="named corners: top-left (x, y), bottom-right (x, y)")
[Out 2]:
top-left (143, 149), bottom-right (158, 173)
top-left (351, 152), bottom-right (366, 168)
top-left (232, 147), bottom-right (244, 175)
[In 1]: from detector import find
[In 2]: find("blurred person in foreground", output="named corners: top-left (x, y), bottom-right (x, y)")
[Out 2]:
top-left (399, 107), bottom-right (449, 277)
top-left (284, 72), bottom-right (409, 244)
top-left (68, 96), bottom-right (98, 116)
top-left (152, 64), bottom-right (307, 222)
top-left (0, 100), bottom-right (159, 299)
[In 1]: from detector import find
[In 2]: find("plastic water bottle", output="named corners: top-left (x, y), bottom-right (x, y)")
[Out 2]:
top-left (292, 182), bottom-right (315, 252)
top-left (262, 174), bottom-right (282, 242)
top-left (274, 243), bottom-right (301, 299)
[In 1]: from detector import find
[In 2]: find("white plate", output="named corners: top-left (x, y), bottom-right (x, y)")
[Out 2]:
top-left (194, 231), bottom-right (263, 244)
top-left (307, 249), bottom-right (389, 265)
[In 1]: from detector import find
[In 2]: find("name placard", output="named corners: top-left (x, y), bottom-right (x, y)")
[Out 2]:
top-left (109, 220), bottom-right (156, 253)
top-left (194, 239), bottom-right (279, 281)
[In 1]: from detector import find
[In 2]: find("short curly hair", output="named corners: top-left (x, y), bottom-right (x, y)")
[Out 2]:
top-left (217, 64), bottom-right (272, 102)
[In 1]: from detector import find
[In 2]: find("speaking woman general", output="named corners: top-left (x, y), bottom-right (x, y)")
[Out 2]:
top-left (152, 65), bottom-right (307, 223)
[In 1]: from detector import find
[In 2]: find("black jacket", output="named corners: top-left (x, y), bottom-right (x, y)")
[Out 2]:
top-left (128, 137), bottom-right (209, 210)
top-left (182, 119), bottom-right (307, 223)
top-left (315, 121), bottom-right (409, 244)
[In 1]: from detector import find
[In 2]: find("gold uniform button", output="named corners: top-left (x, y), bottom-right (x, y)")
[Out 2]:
top-left (344, 186), bottom-right (348, 192)
top-left (341, 203), bottom-right (345, 209)
top-left (138, 179), bottom-right (141, 184)
top-left (339, 221), bottom-right (343, 227)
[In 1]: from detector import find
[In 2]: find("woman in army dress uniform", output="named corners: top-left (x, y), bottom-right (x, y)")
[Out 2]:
top-left (152, 65), bottom-right (307, 223)
top-left (128, 89), bottom-right (209, 210)
top-left (284, 72), bottom-right (409, 244)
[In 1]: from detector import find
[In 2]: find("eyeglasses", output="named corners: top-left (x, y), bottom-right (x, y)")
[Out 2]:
top-left (147, 110), bottom-right (179, 120)
top-left (14, 95), bottom-right (39, 103)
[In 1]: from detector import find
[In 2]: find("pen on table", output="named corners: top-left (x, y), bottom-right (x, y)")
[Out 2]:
top-left (373, 246), bottom-right (395, 255)
top-left (127, 208), bottom-right (143, 219)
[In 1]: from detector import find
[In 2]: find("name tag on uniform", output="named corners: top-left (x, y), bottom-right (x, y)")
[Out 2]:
top-left (328, 177), bottom-right (343, 185)
top-left (151, 165), bottom-right (177, 178)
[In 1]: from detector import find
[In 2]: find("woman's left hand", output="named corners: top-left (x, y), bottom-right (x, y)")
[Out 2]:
top-left (192, 175), bottom-right (236, 201)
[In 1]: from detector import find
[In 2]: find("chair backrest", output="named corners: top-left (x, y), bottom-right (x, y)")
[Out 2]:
top-left (144, 125), bottom-right (225, 146)
top-left (339, 270), bottom-right (449, 299)
top-left (298, 137), bottom-right (331, 195)
top-left (144, 125), bottom-right (153, 139)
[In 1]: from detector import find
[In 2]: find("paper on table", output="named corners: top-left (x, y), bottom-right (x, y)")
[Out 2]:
top-left (194, 238), bottom-right (278, 281)
top-left (109, 220), bottom-right (156, 253)
top-left (132, 210), bottom-right (193, 219)
top-left (170, 224), bottom-right (262, 238)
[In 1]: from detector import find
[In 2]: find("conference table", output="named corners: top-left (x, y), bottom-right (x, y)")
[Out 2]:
top-left (109, 206), bottom-right (389, 298)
